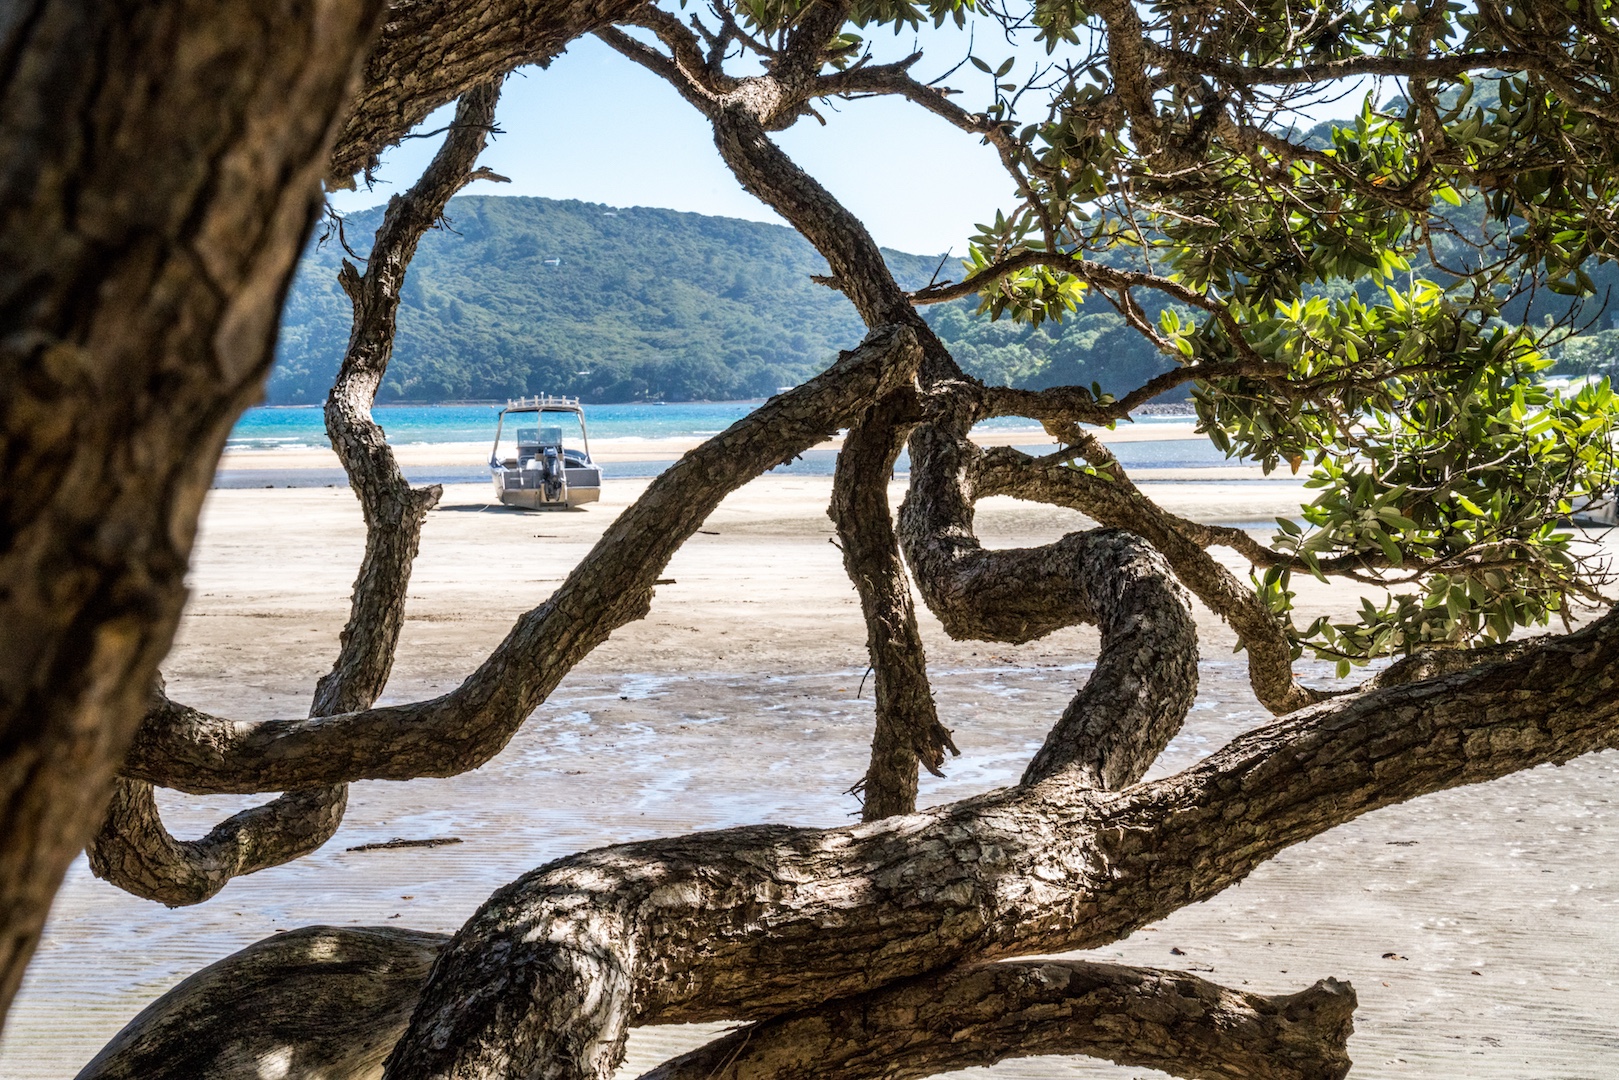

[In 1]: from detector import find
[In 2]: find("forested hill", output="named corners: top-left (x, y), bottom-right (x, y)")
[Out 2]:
top-left (270, 195), bottom-right (1176, 404)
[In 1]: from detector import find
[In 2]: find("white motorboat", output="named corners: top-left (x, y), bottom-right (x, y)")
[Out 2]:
top-left (489, 395), bottom-right (603, 509)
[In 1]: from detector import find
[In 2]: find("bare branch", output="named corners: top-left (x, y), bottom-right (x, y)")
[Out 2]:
top-left (89, 80), bottom-right (507, 904)
top-left (829, 394), bottom-right (957, 819)
top-left (900, 423), bottom-right (1200, 786)
top-left (86, 778), bottom-right (347, 907)
top-left (970, 439), bottom-right (1325, 714)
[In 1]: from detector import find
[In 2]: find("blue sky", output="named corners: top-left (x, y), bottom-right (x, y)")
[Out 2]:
top-left (330, 27), bottom-right (1029, 256)
top-left (331, 21), bottom-right (1365, 256)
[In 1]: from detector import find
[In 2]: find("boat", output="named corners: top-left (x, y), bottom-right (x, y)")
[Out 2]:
top-left (489, 395), bottom-right (603, 509)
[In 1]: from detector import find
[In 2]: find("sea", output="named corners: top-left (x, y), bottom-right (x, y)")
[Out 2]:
top-left (218, 402), bottom-right (1241, 488)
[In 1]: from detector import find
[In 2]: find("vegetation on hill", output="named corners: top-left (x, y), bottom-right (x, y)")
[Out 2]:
top-left (271, 195), bottom-right (1177, 403)
top-left (276, 189), bottom-right (1619, 406)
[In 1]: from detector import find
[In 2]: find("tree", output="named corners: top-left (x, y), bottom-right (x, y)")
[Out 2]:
top-left (9, 2), bottom-right (1619, 1079)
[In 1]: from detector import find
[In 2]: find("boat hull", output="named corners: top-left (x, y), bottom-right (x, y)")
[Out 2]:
top-left (493, 465), bottom-right (602, 509)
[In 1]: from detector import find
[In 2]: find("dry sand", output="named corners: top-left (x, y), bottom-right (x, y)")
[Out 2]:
top-left (2, 454), bottom-right (1617, 1078)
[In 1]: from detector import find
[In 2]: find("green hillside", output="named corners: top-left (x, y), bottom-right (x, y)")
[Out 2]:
top-left (270, 195), bottom-right (1176, 404)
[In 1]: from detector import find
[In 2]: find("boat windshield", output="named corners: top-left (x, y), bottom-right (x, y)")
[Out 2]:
top-left (492, 409), bottom-right (589, 468)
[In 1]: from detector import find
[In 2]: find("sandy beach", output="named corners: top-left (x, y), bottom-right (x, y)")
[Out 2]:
top-left (3, 442), bottom-right (1617, 1078)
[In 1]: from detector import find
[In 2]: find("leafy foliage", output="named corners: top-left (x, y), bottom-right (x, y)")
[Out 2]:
top-left (933, 2), bottom-right (1619, 665)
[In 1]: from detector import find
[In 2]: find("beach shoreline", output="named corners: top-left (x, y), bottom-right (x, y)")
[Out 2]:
top-left (215, 420), bottom-right (1212, 473)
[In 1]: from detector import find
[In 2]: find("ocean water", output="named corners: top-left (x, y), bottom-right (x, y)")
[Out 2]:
top-left (219, 402), bottom-right (1239, 487)
top-left (228, 402), bottom-right (766, 450)
top-left (226, 401), bottom-right (1201, 451)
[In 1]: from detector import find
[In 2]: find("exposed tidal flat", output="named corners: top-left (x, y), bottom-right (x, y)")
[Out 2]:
top-left (4, 437), bottom-right (1618, 1077)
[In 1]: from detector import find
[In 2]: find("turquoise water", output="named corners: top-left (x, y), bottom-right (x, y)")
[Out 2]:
top-left (227, 402), bottom-right (1198, 450)
top-left (218, 402), bottom-right (1237, 487)
top-left (229, 402), bottom-right (763, 450)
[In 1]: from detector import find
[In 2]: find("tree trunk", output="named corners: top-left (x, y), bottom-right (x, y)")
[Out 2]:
top-left (378, 602), bottom-right (1619, 1080)
top-left (76, 925), bottom-right (447, 1080)
top-left (0, 0), bottom-right (385, 1025)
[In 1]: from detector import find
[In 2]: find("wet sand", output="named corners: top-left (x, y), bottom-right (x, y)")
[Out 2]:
top-left (2, 466), bottom-right (1617, 1079)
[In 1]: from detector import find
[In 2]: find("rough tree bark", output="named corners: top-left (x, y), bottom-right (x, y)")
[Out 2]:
top-left (376, 560), bottom-right (1619, 1080)
top-left (84, 79), bottom-right (507, 907)
top-left (76, 925), bottom-right (448, 1080)
top-left (970, 435), bottom-right (1322, 714)
top-left (900, 425), bottom-right (1200, 789)
top-left (52, 6), bottom-right (1619, 1080)
top-left (640, 962), bottom-right (1357, 1080)
top-left (79, 930), bottom-right (1355, 1080)
top-left (373, 524), bottom-right (1199, 1079)
top-left (0, 0), bottom-right (386, 1025)
top-left (830, 397), bottom-right (957, 819)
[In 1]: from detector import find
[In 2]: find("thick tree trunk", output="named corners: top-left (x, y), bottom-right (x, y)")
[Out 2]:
top-left (0, 0), bottom-right (384, 1025)
top-left (76, 925), bottom-right (447, 1080)
top-left (378, 602), bottom-right (1619, 1080)
top-left (78, 929), bottom-right (1353, 1080)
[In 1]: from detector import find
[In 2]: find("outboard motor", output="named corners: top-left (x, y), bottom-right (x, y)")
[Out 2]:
top-left (541, 445), bottom-right (567, 503)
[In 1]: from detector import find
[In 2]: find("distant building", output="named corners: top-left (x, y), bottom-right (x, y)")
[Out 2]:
top-left (543, 258), bottom-right (562, 267)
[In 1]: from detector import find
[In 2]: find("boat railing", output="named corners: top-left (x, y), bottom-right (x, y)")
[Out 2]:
top-left (506, 394), bottom-right (582, 410)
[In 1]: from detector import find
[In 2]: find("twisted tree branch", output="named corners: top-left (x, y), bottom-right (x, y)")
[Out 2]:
top-left (829, 394), bottom-right (957, 820)
top-left (640, 961), bottom-right (1356, 1080)
top-left (971, 438), bottom-right (1323, 715)
top-left (377, 592), bottom-right (1619, 1080)
top-left (88, 80), bottom-right (507, 905)
top-left (121, 326), bottom-right (924, 795)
